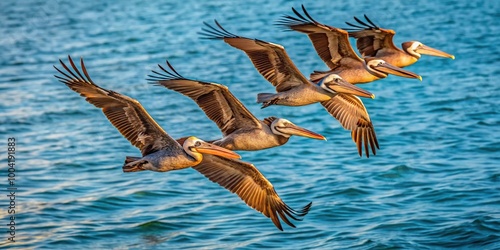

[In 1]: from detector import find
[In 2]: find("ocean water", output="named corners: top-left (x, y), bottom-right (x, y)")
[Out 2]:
top-left (1, 0), bottom-right (499, 249)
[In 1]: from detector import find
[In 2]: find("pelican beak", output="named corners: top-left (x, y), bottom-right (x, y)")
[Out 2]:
top-left (375, 62), bottom-right (422, 81)
top-left (278, 124), bottom-right (327, 141)
top-left (416, 44), bottom-right (455, 59)
top-left (328, 78), bottom-right (375, 99)
top-left (195, 142), bottom-right (241, 159)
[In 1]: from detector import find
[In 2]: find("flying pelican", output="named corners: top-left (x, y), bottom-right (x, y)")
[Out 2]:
top-left (277, 5), bottom-right (422, 84)
top-left (147, 60), bottom-right (326, 151)
top-left (200, 20), bottom-right (379, 157)
top-left (345, 15), bottom-right (455, 68)
top-left (54, 55), bottom-right (312, 231)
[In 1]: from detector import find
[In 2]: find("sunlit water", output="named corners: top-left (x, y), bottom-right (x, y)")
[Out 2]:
top-left (1, 0), bottom-right (499, 249)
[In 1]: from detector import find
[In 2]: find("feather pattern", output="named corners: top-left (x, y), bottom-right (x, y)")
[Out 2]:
top-left (54, 56), bottom-right (180, 156)
top-left (276, 5), bottom-right (363, 71)
top-left (193, 154), bottom-right (312, 231)
top-left (148, 61), bottom-right (262, 136)
top-left (199, 20), bottom-right (311, 92)
top-left (321, 94), bottom-right (379, 157)
top-left (345, 15), bottom-right (400, 57)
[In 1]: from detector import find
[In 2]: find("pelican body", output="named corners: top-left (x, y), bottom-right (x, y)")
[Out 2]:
top-left (256, 83), bottom-right (334, 107)
top-left (277, 5), bottom-right (422, 84)
top-left (211, 116), bottom-right (318, 150)
top-left (148, 61), bottom-right (326, 151)
top-left (200, 21), bottom-right (374, 108)
top-left (121, 136), bottom-right (238, 172)
top-left (345, 15), bottom-right (455, 68)
top-left (200, 20), bottom-right (379, 157)
top-left (54, 56), bottom-right (311, 231)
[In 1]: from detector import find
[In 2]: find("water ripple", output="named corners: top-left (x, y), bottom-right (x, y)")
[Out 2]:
top-left (2, 0), bottom-right (499, 249)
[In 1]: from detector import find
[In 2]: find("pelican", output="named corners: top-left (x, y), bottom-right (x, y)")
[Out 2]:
top-left (200, 21), bottom-right (379, 157)
top-left (147, 60), bottom-right (326, 151)
top-left (277, 5), bottom-right (422, 84)
top-left (345, 15), bottom-right (455, 68)
top-left (54, 56), bottom-right (312, 231)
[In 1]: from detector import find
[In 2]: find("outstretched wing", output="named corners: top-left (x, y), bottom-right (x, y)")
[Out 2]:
top-left (321, 94), bottom-right (379, 157)
top-left (193, 154), bottom-right (312, 231)
top-left (277, 5), bottom-right (363, 70)
top-left (54, 55), bottom-right (181, 156)
top-left (148, 61), bottom-right (261, 136)
top-left (345, 15), bottom-right (399, 57)
top-left (200, 20), bottom-right (311, 93)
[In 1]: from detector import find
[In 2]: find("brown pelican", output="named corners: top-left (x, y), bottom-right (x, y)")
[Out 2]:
top-left (147, 60), bottom-right (326, 151)
top-left (345, 15), bottom-right (455, 68)
top-left (200, 20), bottom-right (379, 157)
top-left (277, 5), bottom-right (422, 84)
top-left (54, 55), bottom-right (312, 231)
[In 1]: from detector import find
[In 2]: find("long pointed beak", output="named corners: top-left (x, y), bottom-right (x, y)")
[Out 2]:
top-left (416, 45), bottom-right (455, 59)
top-left (376, 63), bottom-right (422, 81)
top-left (279, 124), bottom-right (327, 141)
top-left (195, 142), bottom-right (241, 159)
top-left (329, 79), bottom-right (375, 99)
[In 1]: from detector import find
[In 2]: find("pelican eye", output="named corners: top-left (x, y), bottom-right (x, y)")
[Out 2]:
top-left (194, 141), bottom-right (202, 147)
top-left (335, 78), bottom-right (340, 83)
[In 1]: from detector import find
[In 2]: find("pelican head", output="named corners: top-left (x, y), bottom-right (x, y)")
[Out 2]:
top-left (402, 41), bottom-right (455, 60)
top-left (270, 118), bottom-right (326, 140)
top-left (319, 74), bottom-right (375, 99)
top-left (184, 136), bottom-right (241, 161)
top-left (364, 57), bottom-right (422, 81)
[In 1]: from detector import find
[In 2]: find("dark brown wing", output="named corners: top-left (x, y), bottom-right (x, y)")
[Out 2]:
top-left (54, 55), bottom-right (181, 156)
top-left (200, 20), bottom-right (311, 93)
top-left (345, 15), bottom-right (400, 57)
top-left (277, 5), bottom-right (363, 70)
top-left (148, 61), bottom-right (261, 137)
top-left (321, 94), bottom-right (379, 158)
top-left (193, 154), bottom-right (312, 231)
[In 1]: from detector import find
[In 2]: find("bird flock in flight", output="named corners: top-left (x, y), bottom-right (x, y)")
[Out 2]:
top-left (54, 5), bottom-right (454, 231)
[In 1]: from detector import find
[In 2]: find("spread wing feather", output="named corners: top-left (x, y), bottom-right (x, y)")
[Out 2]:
top-left (345, 15), bottom-right (399, 57)
top-left (193, 154), bottom-right (312, 231)
top-left (148, 61), bottom-right (261, 136)
top-left (277, 5), bottom-right (363, 71)
top-left (54, 55), bottom-right (180, 156)
top-left (200, 20), bottom-right (311, 92)
top-left (321, 94), bottom-right (379, 157)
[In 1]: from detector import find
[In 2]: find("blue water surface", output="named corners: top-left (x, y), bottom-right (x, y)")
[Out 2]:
top-left (1, 0), bottom-right (499, 249)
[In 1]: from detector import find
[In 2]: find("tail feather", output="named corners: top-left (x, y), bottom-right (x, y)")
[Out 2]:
top-left (257, 93), bottom-right (280, 109)
top-left (310, 70), bottom-right (333, 84)
top-left (257, 93), bottom-right (276, 104)
top-left (124, 156), bottom-right (141, 164)
top-left (123, 156), bottom-right (147, 172)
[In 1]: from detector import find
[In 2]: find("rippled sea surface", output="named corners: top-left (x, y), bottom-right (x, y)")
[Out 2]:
top-left (1, 0), bottom-right (499, 249)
